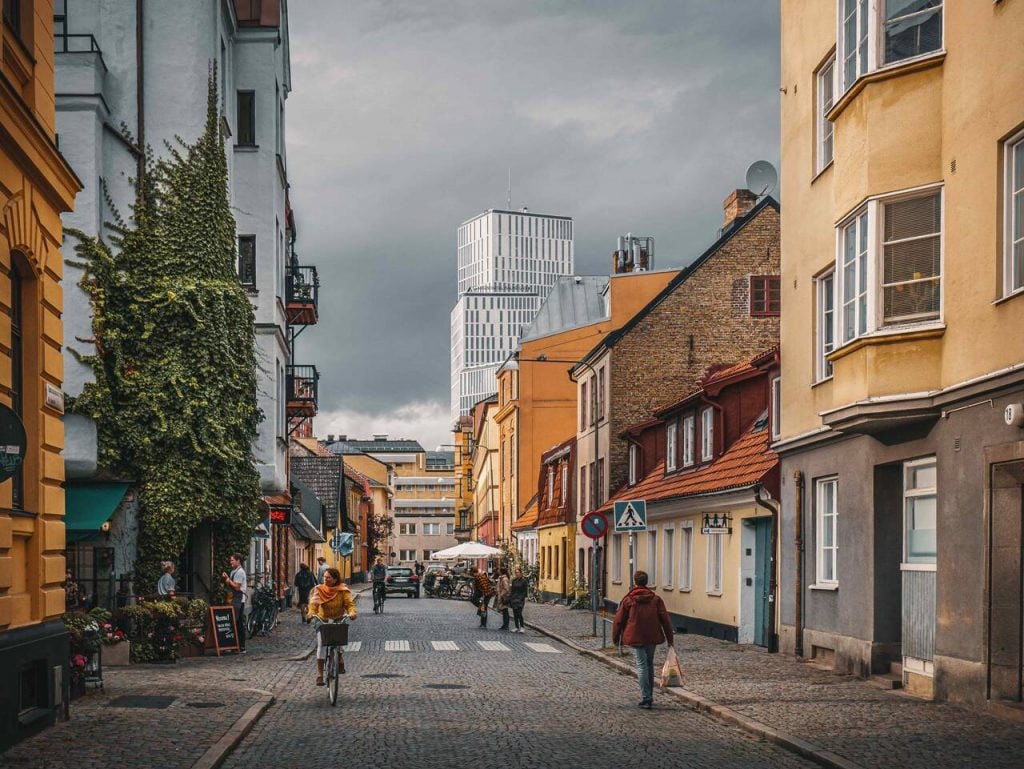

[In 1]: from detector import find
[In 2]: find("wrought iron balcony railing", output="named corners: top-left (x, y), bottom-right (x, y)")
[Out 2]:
top-left (286, 364), bottom-right (318, 417)
top-left (286, 264), bottom-right (318, 325)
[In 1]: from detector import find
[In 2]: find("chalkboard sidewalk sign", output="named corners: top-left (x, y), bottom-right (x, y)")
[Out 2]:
top-left (209, 605), bottom-right (240, 655)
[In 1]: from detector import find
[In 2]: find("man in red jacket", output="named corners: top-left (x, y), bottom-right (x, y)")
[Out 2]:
top-left (612, 570), bottom-right (674, 708)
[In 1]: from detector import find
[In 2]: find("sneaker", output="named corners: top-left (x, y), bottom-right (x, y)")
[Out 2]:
top-left (316, 676), bottom-right (325, 686)
top-left (638, 700), bottom-right (652, 709)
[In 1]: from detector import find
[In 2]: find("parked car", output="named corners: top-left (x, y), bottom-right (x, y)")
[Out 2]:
top-left (385, 566), bottom-right (420, 598)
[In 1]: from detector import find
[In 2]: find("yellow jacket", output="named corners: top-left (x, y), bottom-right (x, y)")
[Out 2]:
top-left (307, 583), bottom-right (357, 622)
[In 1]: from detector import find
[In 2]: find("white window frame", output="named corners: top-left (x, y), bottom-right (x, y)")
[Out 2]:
top-left (700, 407), bottom-right (714, 462)
top-left (682, 414), bottom-right (696, 467)
top-left (903, 457), bottom-right (937, 567)
top-left (612, 533), bottom-right (623, 583)
top-left (399, 522), bottom-right (416, 536)
top-left (547, 465), bottom-right (555, 505)
top-left (647, 529), bottom-right (658, 587)
top-left (836, 185), bottom-right (943, 347)
top-left (705, 532), bottom-right (723, 596)
top-left (816, 477), bottom-right (839, 586)
top-left (1004, 129), bottom-right (1024, 298)
top-left (561, 462), bottom-right (568, 505)
top-left (662, 526), bottom-right (674, 588)
top-left (628, 443), bottom-right (638, 486)
top-left (816, 54), bottom-right (836, 172)
top-left (771, 376), bottom-right (782, 442)
top-left (679, 522), bottom-right (693, 592)
top-left (837, 0), bottom-right (944, 96)
top-left (666, 420), bottom-right (678, 472)
top-left (816, 269), bottom-right (836, 381)
top-left (423, 522), bottom-right (441, 536)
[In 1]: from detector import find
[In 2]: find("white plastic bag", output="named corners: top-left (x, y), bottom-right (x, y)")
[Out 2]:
top-left (659, 645), bottom-right (684, 689)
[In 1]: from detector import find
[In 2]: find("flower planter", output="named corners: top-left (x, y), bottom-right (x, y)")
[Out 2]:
top-left (104, 641), bottom-right (131, 666)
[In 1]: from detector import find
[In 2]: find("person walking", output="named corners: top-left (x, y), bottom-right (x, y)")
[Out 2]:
top-left (221, 554), bottom-right (248, 653)
top-left (508, 567), bottom-right (529, 633)
top-left (307, 567), bottom-right (356, 685)
top-left (315, 556), bottom-right (328, 584)
top-left (494, 569), bottom-right (511, 630)
top-left (414, 561), bottom-right (425, 578)
top-left (294, 563), bottom-right (317, 623)
top-left (156, 561), bottom-right (177, 599)
top-left (469, 566), bottom-right (494, 628)
top-left (612, 570), bottom-right (673, 709)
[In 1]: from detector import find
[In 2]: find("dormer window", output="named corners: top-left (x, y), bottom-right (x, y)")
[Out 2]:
top-left (682, 414), bottom-right (695, 467)
top-left (628, 444), bottom-right (639, 486)
top-left (700, 408), bottom-right (714, 462)
top-left (666, 420), bottom-right (678, 472)
top-left (546, 465), bottom-right (554, 506)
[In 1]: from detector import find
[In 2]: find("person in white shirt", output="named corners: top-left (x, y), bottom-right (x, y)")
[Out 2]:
top-left (156, 561), bottom-right (177, 599)
top-left (222, 554), bottom-right (248, 652)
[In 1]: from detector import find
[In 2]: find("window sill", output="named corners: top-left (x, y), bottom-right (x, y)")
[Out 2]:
top-left (900, 563), bottom-right (936, 572)
top-left (678, 587), bottom-right (691, 593)
top-left (828, 322), bottom-right (945, 362)
top-left (811, 375), bottom-right (834, 390)
top-left (612, 580), bottom-right (622, 585)
top-left (811, 161), bottom-right (833, 186)
top-left (993, 287), bottom-right (1024, 306)
top-left (809, 583), bottom-right (838, 591)
top-left (234, 144), bottom-right (260, 152)
top-left (827, 51), bottom-right (945, 123)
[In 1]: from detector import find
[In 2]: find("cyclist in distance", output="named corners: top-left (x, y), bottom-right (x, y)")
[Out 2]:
top-left (370, 556), bottom-right (388, 613)
top-left (307, 567), bottom-right (356, 686)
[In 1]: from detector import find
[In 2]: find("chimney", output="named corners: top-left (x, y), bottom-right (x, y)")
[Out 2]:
top-left (373, 433), bottom-right (389, 441)
top-left (337, 434), bottom-right (347, 441)
top-left (723, 189), bottom-right (758, 230)
top-left (327, 434), bottom-right (335, 442)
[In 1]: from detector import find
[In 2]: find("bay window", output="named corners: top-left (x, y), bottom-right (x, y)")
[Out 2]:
top-left (1006, 131), bottom-right (1024, 296)
top-left (817, 56), bottom-right (836, 172)
top-left (817, 270), bottom-right (836, 379)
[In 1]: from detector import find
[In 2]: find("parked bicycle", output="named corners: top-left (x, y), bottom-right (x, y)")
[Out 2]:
top-left (246, 578), bottom-right (280, 637)
top-left (315, 615), bottom-right (350, 706)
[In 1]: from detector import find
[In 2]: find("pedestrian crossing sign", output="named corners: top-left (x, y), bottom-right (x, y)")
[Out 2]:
top-left (613, 500), bottom-right (647, 532)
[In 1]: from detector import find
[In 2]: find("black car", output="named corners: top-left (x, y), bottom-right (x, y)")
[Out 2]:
top-left (385, 566), bottom-right (420, 598)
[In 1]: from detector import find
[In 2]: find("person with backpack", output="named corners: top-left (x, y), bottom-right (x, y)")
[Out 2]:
top-left (294, 563), bottom-right (317, 623)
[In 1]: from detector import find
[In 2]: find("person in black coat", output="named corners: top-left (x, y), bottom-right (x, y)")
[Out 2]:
top-left (508, 567), bottom-right (529, 633)
top-left (294, 563), bottom-right (317, 623)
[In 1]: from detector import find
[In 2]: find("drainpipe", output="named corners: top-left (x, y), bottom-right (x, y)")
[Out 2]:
top-left (793, 470), bottom-right (805, 659)
top-left (136, 0), bottom-right (145, 202)
top-left (754, 484), bottom-right (779, 653)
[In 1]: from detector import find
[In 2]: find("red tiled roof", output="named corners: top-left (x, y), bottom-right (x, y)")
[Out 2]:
top-left (262, 492), bottom-right (292, 507)
top-left (512, 498), bottom-right (540, 531)
top-left (598, 418), bottom-right (777, 514)
top-left (344, 465), bottom-right (373, 487)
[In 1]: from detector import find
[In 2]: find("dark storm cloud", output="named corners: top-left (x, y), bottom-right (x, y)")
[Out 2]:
top-left (287, 1), bottom-right (780, 448)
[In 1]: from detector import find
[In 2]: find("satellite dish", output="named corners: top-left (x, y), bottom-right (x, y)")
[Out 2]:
top-left (745, 160), bottom-right (778, 198)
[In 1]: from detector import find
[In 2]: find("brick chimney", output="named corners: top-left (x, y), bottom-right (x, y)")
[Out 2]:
top-left (723, 189), bottom-right (758, 230)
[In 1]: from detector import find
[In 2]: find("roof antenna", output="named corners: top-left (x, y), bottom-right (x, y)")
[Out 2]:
top-left (507, 168), bottom-right (512, 210)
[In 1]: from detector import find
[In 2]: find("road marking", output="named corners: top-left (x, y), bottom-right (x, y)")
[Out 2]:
top-left (524, 642), bottom-right (561, 654)
top-left (342, 641), bottom-right (361, 652)
top-left (431, 641), bottom-right (459, 651)
top-left (384, 640), bottom-right (410, 652)
top-left (478, 641), bottom-right (510, 652)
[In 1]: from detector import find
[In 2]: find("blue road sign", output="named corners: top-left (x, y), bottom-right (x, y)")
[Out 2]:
top-left (331, 531), bottom-right (354, 557)
top-left (581, 512), bottom-right (608, 540)
top-left (613, 500), bottom-right (647, 532)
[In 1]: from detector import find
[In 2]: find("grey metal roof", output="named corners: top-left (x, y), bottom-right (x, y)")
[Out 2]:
top-left (426, 451), bottom-right (455, 467)
top-left (519, 276), bottom-right (609, 343)
top-left (327, 439), bottom-right (425, 454)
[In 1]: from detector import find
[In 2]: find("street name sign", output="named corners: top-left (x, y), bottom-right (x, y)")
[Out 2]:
top-left (613, 500), bottom-right (647, 532)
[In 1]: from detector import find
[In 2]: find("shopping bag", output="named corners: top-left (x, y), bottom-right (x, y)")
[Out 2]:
top-left (659, 645), bottom-right (684, 689)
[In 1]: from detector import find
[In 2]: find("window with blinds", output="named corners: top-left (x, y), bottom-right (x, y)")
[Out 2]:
top-left (882, 192), bottom-right (941, 325)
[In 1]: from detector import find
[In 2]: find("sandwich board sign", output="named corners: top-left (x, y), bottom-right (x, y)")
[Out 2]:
top-left (613, 500), bottom-right (647, 532)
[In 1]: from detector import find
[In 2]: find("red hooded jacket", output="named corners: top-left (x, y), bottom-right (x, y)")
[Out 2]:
top-left (612, 587), bottom-right (674, 647)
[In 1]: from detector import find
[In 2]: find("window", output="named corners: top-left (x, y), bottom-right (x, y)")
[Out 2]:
top-left (816, 477), bottom-right (839, 585)
top-left (628, 444), bottom-right (638, 486)
top-left (839, 1), bottom-right (943, 93)
top-left (771, 376), bottom-right (782, 443)
top-left (840, 210), bottom-right (869, 343)
top-left (682, 415), bottom-right (695, 467)
top-left (700, 408), bottom-right (714, 461)
top-left (399, 549), bottom-right (415, 561)
top-left (9, 267), bottom-right (23, 510)
top-left (446, 523), bottom-right (454, 536)
top-left (589, 376), bottom-right (597, 426)
top-left (663, 527), bottom-right (674, 587)
top-left (422, 550), bottom-right (433, 561)
top-left (817, 270), bottom-right (836, 380)
top-left (236, 91), bottom-right (256, 146)
top-left (679, 524), bottom-right (693, 591)
top-left (237, 236), bottom-right (256, 286)
top-left (665, 420), bottom-right (678, 472)
top-left (589, 462), bottom-right (596, 510)
top-left (750, 276), bottom-right (781, 316)
top-left (561, 462), bottom-right (568, 505)
top-left (647, 530), bottom-right (657, 586)
top-left (546, 465), bottom-right (554, 506)
top-left (612, 534), bottom-right (623, 582)
top-left (580, 381), bottom-right (588, 430)
top-left (881, 193), bottom-right (941, 324)
top-left (597, 366), bottom-right (606, 421)
top-left (817, 56), bottom-right (836, 171)
top-left (1004, 132), bottom-right (1024, 296)
top-left (3, 0), bottom-right (21, 37)
top-left (398, 522), bottom-right (416, 535)
top-left (903, 457), bottom-right (936, 565)
top-left (423, 522), bottom-right (441, 535)
top-left (580, 465), bottom-right (587, 514)
top-left (706, 533), bottom-right (723, 595)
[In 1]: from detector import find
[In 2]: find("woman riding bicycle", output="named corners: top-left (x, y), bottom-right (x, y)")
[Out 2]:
top-left (307, 567), bottom-right (356, 686)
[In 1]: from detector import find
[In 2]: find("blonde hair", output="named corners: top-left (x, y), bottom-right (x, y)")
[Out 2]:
top-left (161, 561), bottom-right (174, 573)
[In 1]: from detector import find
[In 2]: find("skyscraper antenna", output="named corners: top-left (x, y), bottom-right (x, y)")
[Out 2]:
top-left (507, 168), bottom-right (512, 210)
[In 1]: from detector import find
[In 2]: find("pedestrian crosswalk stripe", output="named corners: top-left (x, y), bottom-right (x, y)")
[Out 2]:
top-left (523, 642), bottom-right (561, 653)
top-left (431, 641), bottom-right (459, 651)
top-left (342, 641), bottom-right (361, 652)
top-left (477, 641), bottom-right (510, 652)
top-left (384, 640), bottom-right (410, 652)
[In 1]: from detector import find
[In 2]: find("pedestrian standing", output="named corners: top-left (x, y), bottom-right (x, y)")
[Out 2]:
top-left (508, 567), bottom-right (528, 633)
top-left (414, 561), bottom-right (425, 578)
top-left (294, 562), bottom-right (316, 623)
top-left (221, 554), bottom-right (248, 653)
top-left (611, 570), bottom-right (673, 709)
top-left (315, 556), bottom-right (327, 584)
top-left (64, 569), bottom-right (84, 610)
top-left (494, 569), bottom-right (511, 630)
top-left (156, 561), bottom-right (177, 599)
top-left (469, 566), bottom-right (494, 628)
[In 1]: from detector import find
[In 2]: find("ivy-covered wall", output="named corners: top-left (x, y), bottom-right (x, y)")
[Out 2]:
top-left (68, 74), bottom-right (262, 592)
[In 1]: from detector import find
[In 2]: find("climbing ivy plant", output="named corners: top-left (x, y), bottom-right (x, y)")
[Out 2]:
top-left (68, 71), bottom-right (262, 592)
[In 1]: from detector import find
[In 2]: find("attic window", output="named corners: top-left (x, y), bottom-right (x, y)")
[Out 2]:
top-left (750, 276), bottom-right (781, 316)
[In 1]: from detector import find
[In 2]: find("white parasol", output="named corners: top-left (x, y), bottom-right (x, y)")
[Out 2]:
top-left (431, 541), bottom-right (504, 560)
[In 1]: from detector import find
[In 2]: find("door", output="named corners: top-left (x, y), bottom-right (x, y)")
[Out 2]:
top-left (753, 518), bottom-right (772, 648)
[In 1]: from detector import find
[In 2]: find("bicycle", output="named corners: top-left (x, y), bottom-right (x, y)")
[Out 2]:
top-left (316, 616), bottom-right (351, 707)
top-left (247, 579), bottom-right (280, 636)
top-left (372, 582), bottom-right (386, 614)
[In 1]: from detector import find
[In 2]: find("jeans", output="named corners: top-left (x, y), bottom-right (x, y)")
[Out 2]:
top-left (511, 605), bottom-right (524, 629)
top-left (477, 594), bottom-right (491, 626)
top-left (632, 644), bottom-right (656, 702)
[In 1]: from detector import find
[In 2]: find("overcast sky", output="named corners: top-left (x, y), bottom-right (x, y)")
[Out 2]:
top-left (288, 0), bottom-right (780, 451)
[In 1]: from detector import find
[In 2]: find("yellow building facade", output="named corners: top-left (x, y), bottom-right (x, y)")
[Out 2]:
top-left (777, 1), bottom-right (1024, 704)
top-left (1, 0), bottom-right (81, 747)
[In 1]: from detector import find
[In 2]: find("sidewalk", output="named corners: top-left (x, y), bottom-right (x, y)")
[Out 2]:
top-left (524, 602), bottom-right (1024, 769)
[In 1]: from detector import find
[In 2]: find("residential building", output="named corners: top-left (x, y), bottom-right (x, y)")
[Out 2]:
top-left (0, 0), bottom-right (82, 747)
top-left (470, 396), bottom-right (500, 546)
top-left (450, 209), bottom-right (574, 421)
top-left (289, 439), bottom-right (358, 578)
top-left (452, 415), bottom-right (474, 542)
top-left (572, 191), bottom-right (781, 554)
top-left (535, 437), bottom-right (576, 601)
top-left (777, 0), bottom-right (1024, 705)
top-left (599, 350), bottom-right (781, 647)
top-left (511, 495), bottom-right (539, 566)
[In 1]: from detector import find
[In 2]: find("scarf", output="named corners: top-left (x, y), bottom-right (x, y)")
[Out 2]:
top-left (310, 583), bottom-right (346, 604)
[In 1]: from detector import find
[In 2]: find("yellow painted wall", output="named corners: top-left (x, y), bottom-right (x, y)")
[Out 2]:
top-left (779, 1), bottom-right (1024, 439)
top-left (537, 524), bottom-right (573, 598)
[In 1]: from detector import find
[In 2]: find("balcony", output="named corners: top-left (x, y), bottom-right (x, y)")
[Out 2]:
top-left (286, 264), bottom-right (319, 325)
top-left (286, 364), bottom-right (318, 417)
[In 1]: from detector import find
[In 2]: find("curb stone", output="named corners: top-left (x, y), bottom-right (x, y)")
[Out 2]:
top-left (190, 689), bottom-right (275, 769)
top-left (524, 620), bottom-right (866, 769)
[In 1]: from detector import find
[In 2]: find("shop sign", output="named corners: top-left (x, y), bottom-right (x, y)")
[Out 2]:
top-left (269, 507), bottom-right (292, 525)
top-left (702, 512), bottom-right (732, 535)
top-left (0, 404), bottom-right (27, 483)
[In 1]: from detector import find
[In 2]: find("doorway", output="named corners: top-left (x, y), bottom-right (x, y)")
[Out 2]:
top-left (988, 459), bottom-right (1024, 703)
top-left (753, 518), bottom-right (772, 647)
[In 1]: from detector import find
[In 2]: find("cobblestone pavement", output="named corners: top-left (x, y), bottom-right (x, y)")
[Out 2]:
top-left (523, 601), bottom-right (1024, 769)
top-left (222, 595), bottom-right (815, 769)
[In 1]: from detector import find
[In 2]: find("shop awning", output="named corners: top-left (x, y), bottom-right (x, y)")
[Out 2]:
top-left (65, 482), bottom-right (130, 537)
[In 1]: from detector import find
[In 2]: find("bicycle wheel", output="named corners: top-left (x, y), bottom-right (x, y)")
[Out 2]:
top-left (245, 608), bottom-right (258, 637)
top-left (267, 603), bottom-right (280, 632)
top-left (327, 647), bottom-right (339, 706)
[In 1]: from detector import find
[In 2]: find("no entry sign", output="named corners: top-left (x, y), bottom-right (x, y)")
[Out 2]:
top-left (581, 512), bottom-right (608, 540)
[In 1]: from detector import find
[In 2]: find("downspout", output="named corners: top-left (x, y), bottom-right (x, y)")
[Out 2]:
top-left (793, 470), bottom-right (805, 658)
top-left (135, 0), bottom-right (145, 201)
top-left (754, 484), bottom-right (779, 653)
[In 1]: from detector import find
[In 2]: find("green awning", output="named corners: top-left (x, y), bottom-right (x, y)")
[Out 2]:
top-left (65, 482), bottom-right (130, 531)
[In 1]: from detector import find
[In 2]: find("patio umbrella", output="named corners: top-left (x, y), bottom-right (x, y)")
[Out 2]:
top-left (431, 541), bottom-right (504, 560)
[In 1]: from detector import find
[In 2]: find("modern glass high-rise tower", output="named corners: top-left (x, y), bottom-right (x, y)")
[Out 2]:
top-left (451, 209), bottom-right (574, 421)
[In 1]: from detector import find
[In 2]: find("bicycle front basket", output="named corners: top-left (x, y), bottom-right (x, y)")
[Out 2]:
top-left (318, 622), bottom-right (349, 646)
